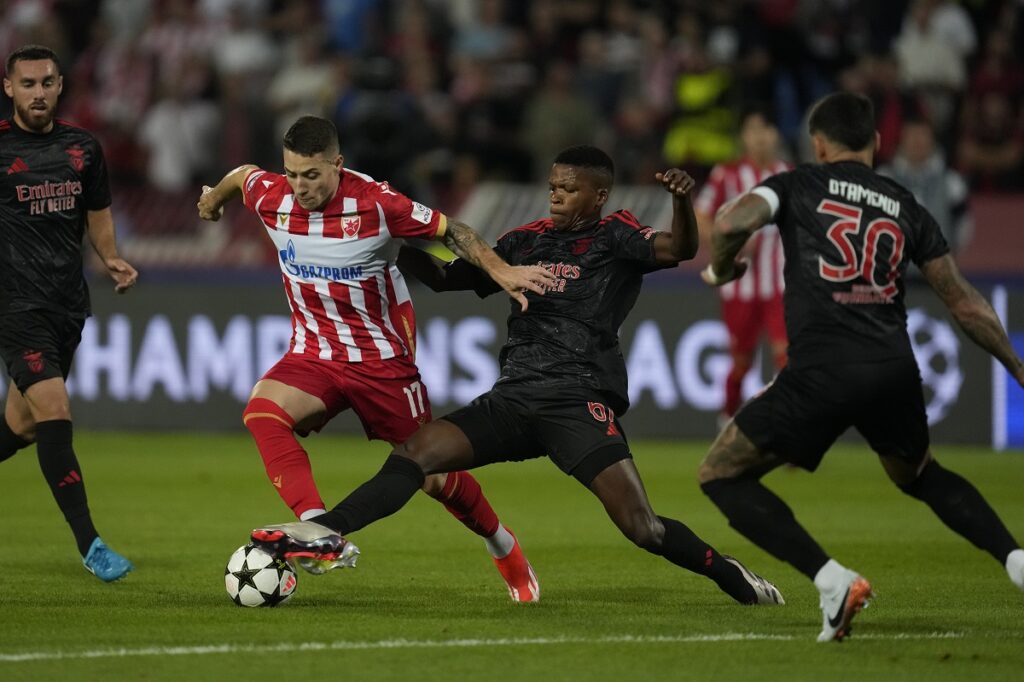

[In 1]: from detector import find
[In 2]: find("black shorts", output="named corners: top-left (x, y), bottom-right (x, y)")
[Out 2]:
top-left (441, 383), bottom-right (632, 486)
top-left (734, 356), bottom-right (930, 472)
top-left (0, 310), bottom-right (84, 393)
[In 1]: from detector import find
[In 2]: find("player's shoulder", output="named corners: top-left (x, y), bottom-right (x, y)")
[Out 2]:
top-left (53, 118), bottom-right (102, 146)
top-left (244, 167), bottom-right (285, 191)
top-left (600, 209), bottom-right (645, 231)
top-left (499, 218), bottom-right (553, 241)
top-left (340, 167), bottom-right (395, 198)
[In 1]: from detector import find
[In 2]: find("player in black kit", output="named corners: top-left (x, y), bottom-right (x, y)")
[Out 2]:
top-left (698, 92), bottom-right (1024, 641)
top-left (249, 146), bottom-right (785, 606)
top-left (1, 45), bottom-right (137, 581)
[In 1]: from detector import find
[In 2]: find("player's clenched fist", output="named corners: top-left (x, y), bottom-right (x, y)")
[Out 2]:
top-left (197, 185), bottom-right (225, 221)
top-left (655, 169), bottom-right (695, 197)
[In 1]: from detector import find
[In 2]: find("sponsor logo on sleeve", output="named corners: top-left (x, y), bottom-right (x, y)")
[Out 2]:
top-left (411, 202), bottom-right (433, 225)
top-left (245, 170), bottom-right (266, 193)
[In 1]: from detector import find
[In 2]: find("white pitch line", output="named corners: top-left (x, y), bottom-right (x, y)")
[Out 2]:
top-left (0, 632), bottom-right (964, 664)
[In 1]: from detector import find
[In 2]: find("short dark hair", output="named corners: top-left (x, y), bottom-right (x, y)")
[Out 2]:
top-left (283, 116), bottom-right (340, 156)
top-left (808, 92), bottom-right (876, 151)
top-left (5, 44), bottom-right (61, 79)
top-left (553, 145), bottom-right (615, 189)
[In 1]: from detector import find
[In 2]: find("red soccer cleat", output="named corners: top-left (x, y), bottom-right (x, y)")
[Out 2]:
top-left (493, 530), bottom-right (540, 603)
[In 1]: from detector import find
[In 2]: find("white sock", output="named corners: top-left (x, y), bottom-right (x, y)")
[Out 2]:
top-left (813, 559), bottom-right (851, 593)
top-left (1006, 548), bottom-right (1024, 590)
top-left (299, 508), bottom-right (327, 521)
top-left (484, 524), bottom-right (516, 559)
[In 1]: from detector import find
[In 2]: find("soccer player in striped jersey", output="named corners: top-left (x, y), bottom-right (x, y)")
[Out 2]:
top-left (695, 106), bottom-right (790, 423)
top-left (249, 146), bottom-right (786, 608)
top-left (197, 115), bottom-right (554, 601)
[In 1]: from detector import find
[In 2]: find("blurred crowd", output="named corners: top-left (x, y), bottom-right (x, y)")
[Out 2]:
top-left (2, 0), bottom-right (1022, 235)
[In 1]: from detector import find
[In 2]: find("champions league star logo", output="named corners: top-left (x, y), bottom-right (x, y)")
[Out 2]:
top-left (908, 309), bottom-right (964, 425)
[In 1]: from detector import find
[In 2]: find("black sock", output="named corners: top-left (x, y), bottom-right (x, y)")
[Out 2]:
top-left (0, 417), bottom-right (30, 464)
top-left (701, 477), bottom-right (829, 579)
top-left (313, 454), bottom-right (425, 535)
top-left (36, 420), bottom-right (98, 556)
top-left (655, 515), bottom-right (759, 604)
top-left (900, 460), bottom-right (1019, 563)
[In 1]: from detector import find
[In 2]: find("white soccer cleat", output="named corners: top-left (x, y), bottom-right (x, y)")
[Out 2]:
top-left (817, 572), bottom-right (873, 642)
top-left (250, 521), bottom-right (359, 574)
top-left (723, 555), bottom-right (785, 605)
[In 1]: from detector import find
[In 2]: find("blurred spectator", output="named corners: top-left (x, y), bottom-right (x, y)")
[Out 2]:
top-left (266, 31), bottom-right (333, 142)
top-left (880, 117), bottom-right (971, 252)
top-left (865, 53), bottom-right (925, 163)
top-left (522, 61), bottom-right (602, 181)
top-left (956, 92), bottom-right (1024, 191)
top-left (138, 63), bottom-right (222, 192)
top-left (893, 0), bottom-right (970, 136)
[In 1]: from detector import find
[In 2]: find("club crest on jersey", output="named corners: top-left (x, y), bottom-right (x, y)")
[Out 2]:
top-left (570, 237), bottom-right (594, 255)
top-left (342, 214), bottom-right (361, 238)
top-left (23, 350), bottom-right (45, 374)
top-left (279, 239), bottom-right (363, 281)
top-left (66, 146), bottom-right (85, 172)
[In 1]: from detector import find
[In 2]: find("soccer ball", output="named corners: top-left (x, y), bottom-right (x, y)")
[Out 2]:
top-left (224, 544), bottom-right (298, 607)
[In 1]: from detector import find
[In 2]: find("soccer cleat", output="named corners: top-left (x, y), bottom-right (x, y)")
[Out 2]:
top-left (817, 573), bottom-right (873, 642)
top-left (723, 555), bottom-right (785, 605)
top-left (250, 521), bottom-right (359, 574)
top-left (493, 530), bottom-right (540, 603)
top-left (82, 537), bottom-right (133, 583)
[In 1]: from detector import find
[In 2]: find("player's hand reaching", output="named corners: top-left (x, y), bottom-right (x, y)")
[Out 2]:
top-left (197, 185), bottom-right (226, 221)
top-left (105, 257), bottom-right (138, 293)
top-left (490, 263), bottom-right (557, 312)
top-left (656, 169), bottom-right (696, 197)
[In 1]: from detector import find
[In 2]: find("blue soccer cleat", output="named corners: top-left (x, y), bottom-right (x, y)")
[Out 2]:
top-left (82, 537), bottom-right (133, 582)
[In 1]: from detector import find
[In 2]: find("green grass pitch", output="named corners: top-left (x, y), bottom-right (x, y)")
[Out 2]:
top-left (1, 432), bottom-right (1022, 681)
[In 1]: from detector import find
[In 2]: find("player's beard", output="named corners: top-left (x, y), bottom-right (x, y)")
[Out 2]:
top-left (16, 99), bottom-right (56, 132)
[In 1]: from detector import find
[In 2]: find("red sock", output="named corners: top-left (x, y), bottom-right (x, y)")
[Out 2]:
top-left (434, 471), bottom-right (500, 538)
top-left (723, 365), bottom-right (745, 417)
top-left (243, 398), bottom-right (324, 518)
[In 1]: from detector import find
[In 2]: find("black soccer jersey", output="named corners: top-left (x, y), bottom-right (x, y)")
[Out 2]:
top-left (0, 118), bottom-right (112, 316)
top-left (469, 210), bottom-right (668, 414)
top-left (755, 160), bottom-right (949, 367)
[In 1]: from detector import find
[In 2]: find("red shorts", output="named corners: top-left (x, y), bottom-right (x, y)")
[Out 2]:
top-left (721, 295), bottom-right (787, 355)
top-left (261, 353), bottom-right (432, 443)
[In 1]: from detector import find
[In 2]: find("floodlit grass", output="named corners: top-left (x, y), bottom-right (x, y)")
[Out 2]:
top-left (1, 433), bottom-right (1022, 680)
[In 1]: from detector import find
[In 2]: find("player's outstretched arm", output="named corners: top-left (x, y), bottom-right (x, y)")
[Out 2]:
top-left (653, 168), bottom-right (699, 263)
top-left (440, 219), bottom-right (556, 311)
top-left (701, 193), bottom-right (772, 287)
top-left (922, 254), bottom-right (1024, 387)
top-left (86, 207), bottom-right (138, 294)
top-left (197, 164), bottom-right (259, 221)
top-left (396, 245), bottom-right (483, 292)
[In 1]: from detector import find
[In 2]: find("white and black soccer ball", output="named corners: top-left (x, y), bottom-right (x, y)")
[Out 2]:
top-left (224, 544), bottom-right (298, 607)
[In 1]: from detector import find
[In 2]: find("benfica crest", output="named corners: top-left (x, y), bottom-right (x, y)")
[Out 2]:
top-left (66, 146), bottom-right (86, 172)
top-left (342, 214), bottom-right (361, 238)
top-left (23, 350), bottom-right (45, 374)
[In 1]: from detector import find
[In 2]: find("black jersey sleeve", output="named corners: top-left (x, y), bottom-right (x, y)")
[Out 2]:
top-left (604, 210), bottom-right (662, 270)
top-left (81, 135), bottom-right (112, 211)
top-left (907, 201), bottom-right (951, 267)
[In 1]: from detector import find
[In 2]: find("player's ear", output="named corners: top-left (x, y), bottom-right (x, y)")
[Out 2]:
top-left (2, 78), bottom-right (11, 98)
top-left (595, 187), bottom-right (609, 209)
top-left (334, 154), bottom-right (344, 171)
top-left (811, 134), bottom-right (827, 163)
top-left (873, 131), bottom-right (880, 154)
top-left (56, 74), bottom-right (63, 95)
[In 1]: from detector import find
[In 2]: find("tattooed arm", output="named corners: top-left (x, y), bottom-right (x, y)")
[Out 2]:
top-left (922, 254), bottom-right (1024, 386)
top-left (439, 219), bottom-right (555, 311)
top-left (700, 193), bottom-right (772, 286)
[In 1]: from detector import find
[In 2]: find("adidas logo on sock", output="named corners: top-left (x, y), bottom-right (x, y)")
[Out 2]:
top-left (7, 157), bottom-right (29, 175)
top-left (57, 470), bottom-right (82, 487)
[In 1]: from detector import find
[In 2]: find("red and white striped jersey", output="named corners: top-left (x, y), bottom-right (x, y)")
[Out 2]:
top-left (695, 158), bottom-right (791, 301)
top-left (242, 167), bottom-right (446, 363)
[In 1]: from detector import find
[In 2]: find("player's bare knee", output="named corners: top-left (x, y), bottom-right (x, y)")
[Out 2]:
top-left (392, 436), bottom-right (438, 475)
top-left (420, 472), bottom-right (446, 496)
